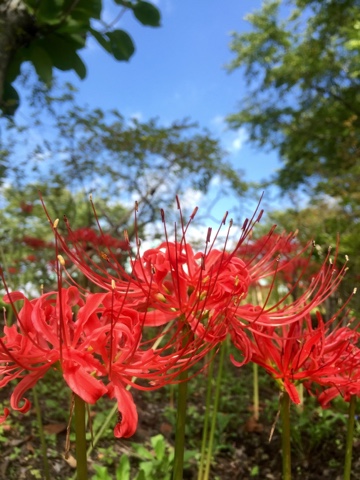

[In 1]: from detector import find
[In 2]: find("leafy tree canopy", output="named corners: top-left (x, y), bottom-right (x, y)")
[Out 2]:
top-left (0, 0), bottom-right (161, 114)
top-left (227, 0), bottom-right (360, 208)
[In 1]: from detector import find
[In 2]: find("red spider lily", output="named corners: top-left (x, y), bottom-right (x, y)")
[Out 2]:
top-left (6, 266), bottom-right (18, 274)
top-left (227, 237), bottom-right (350, 334)
top-left (20, 202), bottom-right (33, 215)
top-left (22, 235), bottom-right (53, 250)
top-left (0, 287), bottom-right (108, 422)
top-left (306, 328), bottom-right (360, 407)
top-left (246, 311), bottom-right (358, 404)
top-left (41, 196), bottom-right (260, 294)
top-left (236, 230), bottom-right (318, 289)
top-left (0, 268), bottom-right (222, 438)
top-left (139, 220), bottom-right (347, 340)
top-left (0, 284), bottom-right (155, 438)
top-left (67, 227), bottom-right (129, 251)
top-left (131, 242), bottom-right (250, 332)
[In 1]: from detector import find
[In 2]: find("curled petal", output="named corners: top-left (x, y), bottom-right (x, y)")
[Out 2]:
top-left (229, 327), bottom-right (252, 367)
top-left (108, 382), bottom-right (138, 438)
top-left (0, 408), bottom-right (9, 424)
top-left (3, 291), bottom-right (27, 303)
top-left (10, 369), bottom-right (48, 413)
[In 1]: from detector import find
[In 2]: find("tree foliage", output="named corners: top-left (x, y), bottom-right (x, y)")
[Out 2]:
top-left (227, 0), bottom-right (360, 207)
top-left (0, 0), bottom-right (161, 114)
top-left (0, 85), bottom-right (247, 289)
top-left (1, 84), bottom-right (246, 220)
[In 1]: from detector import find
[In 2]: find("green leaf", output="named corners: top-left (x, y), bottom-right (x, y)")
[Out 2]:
top-left (1, 83), bottom-right (20, 116)
top-left (69, 0), bottom-right (102, 20)
top-left (72, 53), bottom-right (87, 79)
top-left (5, 51), bottom-right (24, 83)
top-left (38, 34), bottom-right (79, 70)
top-left (107, 30), bottom-right (135, 61)
top-left (22, 0), bottom-right (38, 14)
top-left (132, 1), bottom-right (161, 27)
top-left (37, 0), bottom-right (64, 24)
top-left (151, 434), bottom-right (165, 461)
top-left (134, 471), bottom-right (146, 480)
top-left (131, 444), bottom-right (153, 460)
top-left (28, 44), bottom-right (53, 85)
top-left (139, 461), bottom-right (153, 475)
top-left (116, 455), bottom-right (130, 480)
top-left (57, 19), bottom-right (89, 34)
top-left (67, 33), bottom-right (87, 49)
top-left (40, 34), bottom-right (86, 78)
top-left (91, 465), bottom-right (112, 480)
top-left (90, 28), bottom-right (112, 53)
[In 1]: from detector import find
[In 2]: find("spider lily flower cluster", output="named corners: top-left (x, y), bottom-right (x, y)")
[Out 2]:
top-left (0, 199), bottom-right (356, 438)
top-left (249, 311), bottom-right (358, 404)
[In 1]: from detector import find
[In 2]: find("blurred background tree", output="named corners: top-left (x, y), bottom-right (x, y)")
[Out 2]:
top-left (227, 0), bottom-right (360, 316)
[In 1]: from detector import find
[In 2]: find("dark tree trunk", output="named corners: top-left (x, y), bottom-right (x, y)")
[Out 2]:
top-left (0, 0), bottom-right (36, 104)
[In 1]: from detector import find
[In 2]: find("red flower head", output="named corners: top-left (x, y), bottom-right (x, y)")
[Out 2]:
top-left (245, 309), bottom-right (358, 404)
top-left (227, 234), bottom-right (350, 330)
top-left (22, 236), bottom-right (53, 250)
top-left (0, 256), bottom-right (226, 439)
top-left (66, 227), bottom-right (129, 251)
top-left (0, 286), bottom-right (108, 422)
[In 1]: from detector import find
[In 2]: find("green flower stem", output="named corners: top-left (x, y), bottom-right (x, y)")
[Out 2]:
top-left (33, 385), bottom-right (51, 480)
top-left (203, 341), bottom-right (226, 480)
top-left (344, 395), bottom-right (356, 480)
top-left (172, 368), bottom-right (189, 480)
top-left (197, 352), bottom-right (215, 480)
top-left (253, 362), bottom-right (259, 420)
top-left (71, 402), bottom-right (119, 480)
top-left (280, 391), bottom-right (291, 480)
top-left (74, 394), bottom-right (88, 480)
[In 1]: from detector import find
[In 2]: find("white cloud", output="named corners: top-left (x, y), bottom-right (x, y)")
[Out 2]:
top-left (210, 115), bottom-right (247, 153)
top-left (229, 128), bottom-right (247, 152)
top-left (211, 115), bottom-right (225, 127)
top-left (129, 112), bottom-right (143, 122)
top-left (174, 187), bottom-right (203, 211)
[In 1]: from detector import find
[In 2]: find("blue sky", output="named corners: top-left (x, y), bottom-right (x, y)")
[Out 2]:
top-left (74, 0), bottom-right (282, 210)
